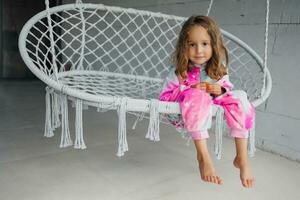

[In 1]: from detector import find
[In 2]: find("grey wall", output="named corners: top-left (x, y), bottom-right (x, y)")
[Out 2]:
top-left (63, 0), bottom-right (300, 161)
top-left (0, 0), bottom-right (62, 79)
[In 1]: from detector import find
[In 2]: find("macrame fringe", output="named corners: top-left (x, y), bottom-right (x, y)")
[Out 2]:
top-left (44, 87), bottom-right (54, 137)
top-left (72, 100), bottom-right (89, 110)
top-left (248, 118), bottom-right (256, 157)
top-left (51, 92), bottom-right (61, 129)
top-left (116, 97), bottom-right (129, 157)
top-left (176, 128), bottom-right (192, 146)
top-left (60, 95), bottom-right (73, 148)
top-left (214, 106), bottom-right (224, 160)
top-left (146, 99), bottom-right (160, 141)
top-left (97, 101), bottom-right (114, 112)
top-left (74, 99), bottom-right (87, 149)
top-left (132, 112), bottom-right (145, 130)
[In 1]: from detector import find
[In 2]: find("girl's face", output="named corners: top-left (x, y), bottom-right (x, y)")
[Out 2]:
top-left (187, 26), bottom-right (212, 65)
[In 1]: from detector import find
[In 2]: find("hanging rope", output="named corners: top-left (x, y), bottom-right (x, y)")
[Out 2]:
top-left (116, 97), bottom-right (129, 157)
top-left (74, 99), bottom-right (87, 149)
top-left (60, 95), bottom-right (73, 148)
top-left (52, 92), bottom-right (61, 129)
top-left (44, 87), bottom-right (54, 137)
top-left (146, 99), bottom-right (160, 142)
top-left (206, 0), bottom-right (214, 16)
top-left (76, 0), bottom-right (85, 70)
top-left (262, 0), bottom-right (270, 97)
top-left (214, 106), bottom-right (224, 160)
top-left (132, 112), bottom-right (145, 130)
top-left (45, 0), bottom-right (59, 80)
top-left (248, 118), bottom-right (256, 157)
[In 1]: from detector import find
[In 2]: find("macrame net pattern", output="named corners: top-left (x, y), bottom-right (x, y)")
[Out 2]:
top-left (23, 4), bottom-right (264, 104)
top-left (59, 72), bottom-right (163, 99)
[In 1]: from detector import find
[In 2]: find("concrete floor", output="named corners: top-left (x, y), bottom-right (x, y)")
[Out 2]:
top-left (1, 80), bottom-right (300, 200)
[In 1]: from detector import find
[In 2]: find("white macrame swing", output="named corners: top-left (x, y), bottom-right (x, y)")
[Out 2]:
top-left (19, 0), bottom-right (272, 159)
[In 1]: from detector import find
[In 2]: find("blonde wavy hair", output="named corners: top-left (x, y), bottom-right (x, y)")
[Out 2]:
top-left (173, 15), bottom-right (228, 80)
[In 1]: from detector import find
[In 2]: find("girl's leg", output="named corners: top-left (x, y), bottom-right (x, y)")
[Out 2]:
top-left (214, 90), bottom-right (255, 187)
top-left (233, 137), bottom-right (255, 188)
top-left (194, 139), bottom-right (222, 185)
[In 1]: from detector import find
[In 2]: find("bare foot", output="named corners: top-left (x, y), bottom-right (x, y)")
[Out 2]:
top-left (233, 157), bottom-right (255, 188)
top-left (198, 156), bottom-right (223, 185)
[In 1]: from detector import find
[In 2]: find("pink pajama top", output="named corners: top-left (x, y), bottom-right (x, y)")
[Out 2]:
top-left (159, 63), bottom-right (255, 140)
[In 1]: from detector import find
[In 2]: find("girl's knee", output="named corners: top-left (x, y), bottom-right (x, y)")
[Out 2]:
top-left (232, 90), bottom-right (252, 110)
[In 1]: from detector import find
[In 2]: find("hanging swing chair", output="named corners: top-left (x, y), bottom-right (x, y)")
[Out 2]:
top-left (18, 0), bottom-right (272, 158)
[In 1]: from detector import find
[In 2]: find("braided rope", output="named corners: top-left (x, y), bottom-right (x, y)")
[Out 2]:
top-left (146, 99), bottom-right (160, 141)
top-left (44, 87), bottom-right (54, 137)
top-left (116, 97), bottom-right (129, 157)
top-left (214, 106), bottom-right (224, 160)
top-left (206, 0), bottom-right (214, 16)
top-left (248, 118), bottom-right (256, 157)
top-left (77, 3), bottom-right (86, 70)
top-left (45, 0), bottom-right (59, 80)
top-left (74, 98), bottom-right (87, 149)
top-left (60, 95), bottom-right (73, 148)
top-left (262, 0), bottom-right (270, 97)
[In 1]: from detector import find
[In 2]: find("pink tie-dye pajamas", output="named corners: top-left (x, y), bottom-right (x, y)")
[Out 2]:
top-left (159, 65), bottom-right (255, 140)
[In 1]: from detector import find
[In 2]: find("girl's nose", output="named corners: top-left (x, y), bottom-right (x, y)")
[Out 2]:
top-left (196, 46), bottom-right (203, 54)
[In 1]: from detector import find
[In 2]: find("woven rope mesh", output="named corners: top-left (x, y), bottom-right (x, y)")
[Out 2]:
top-left (24, 5), bottom-right (264, 102)
top-left (59, 73), bottom-right (163, 99)
top-left (224, 38), bottom-right (264, 102)
top-left (26, 7), bottom-right (182, 79)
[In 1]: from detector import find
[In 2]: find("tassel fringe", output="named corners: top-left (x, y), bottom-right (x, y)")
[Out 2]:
top-left (60, 95), bottom-right (73, 148)
top-left (214, 106), bottom-right (224, 160)
top-left (116, 97), bottom-right (129, 157)
top-left (51, 92), bottom-right (61, 129)
top-left (44, 87), bottom-right (54, 137)
top-left (74, 99), bottom-right (87, 149)
top-left (248, 118), bottom-right (256, 157)
top-left (146, 99), bottom-right (160, 141)
top-left (132, 112), bottom-right (145, 130)
top-left (44, 90), bottom-right (254, 160)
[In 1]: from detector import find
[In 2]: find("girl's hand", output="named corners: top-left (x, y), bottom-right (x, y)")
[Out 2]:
top-left (191, 82), bottom-right (207, 91)
top-left (206, 83), bottom-right (222, 95)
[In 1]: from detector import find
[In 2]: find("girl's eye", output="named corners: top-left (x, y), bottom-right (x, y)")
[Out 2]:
top-left (189, 43), bottom-right (196, 47)
top-left (203, 41), bottom-right (211, 47)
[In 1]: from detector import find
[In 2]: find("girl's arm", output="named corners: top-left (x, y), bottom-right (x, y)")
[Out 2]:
top-left (159, 70), bottom-right (181, 102)
top-left (206, 75), bottom-right (234, 96)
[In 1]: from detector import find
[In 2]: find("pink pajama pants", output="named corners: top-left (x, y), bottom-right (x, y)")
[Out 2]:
top-left (179, 88), bottom-right (255, 140)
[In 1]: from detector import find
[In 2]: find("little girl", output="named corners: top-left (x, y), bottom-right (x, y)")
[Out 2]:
top-left (159, 15), bottom-right (255, 188)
